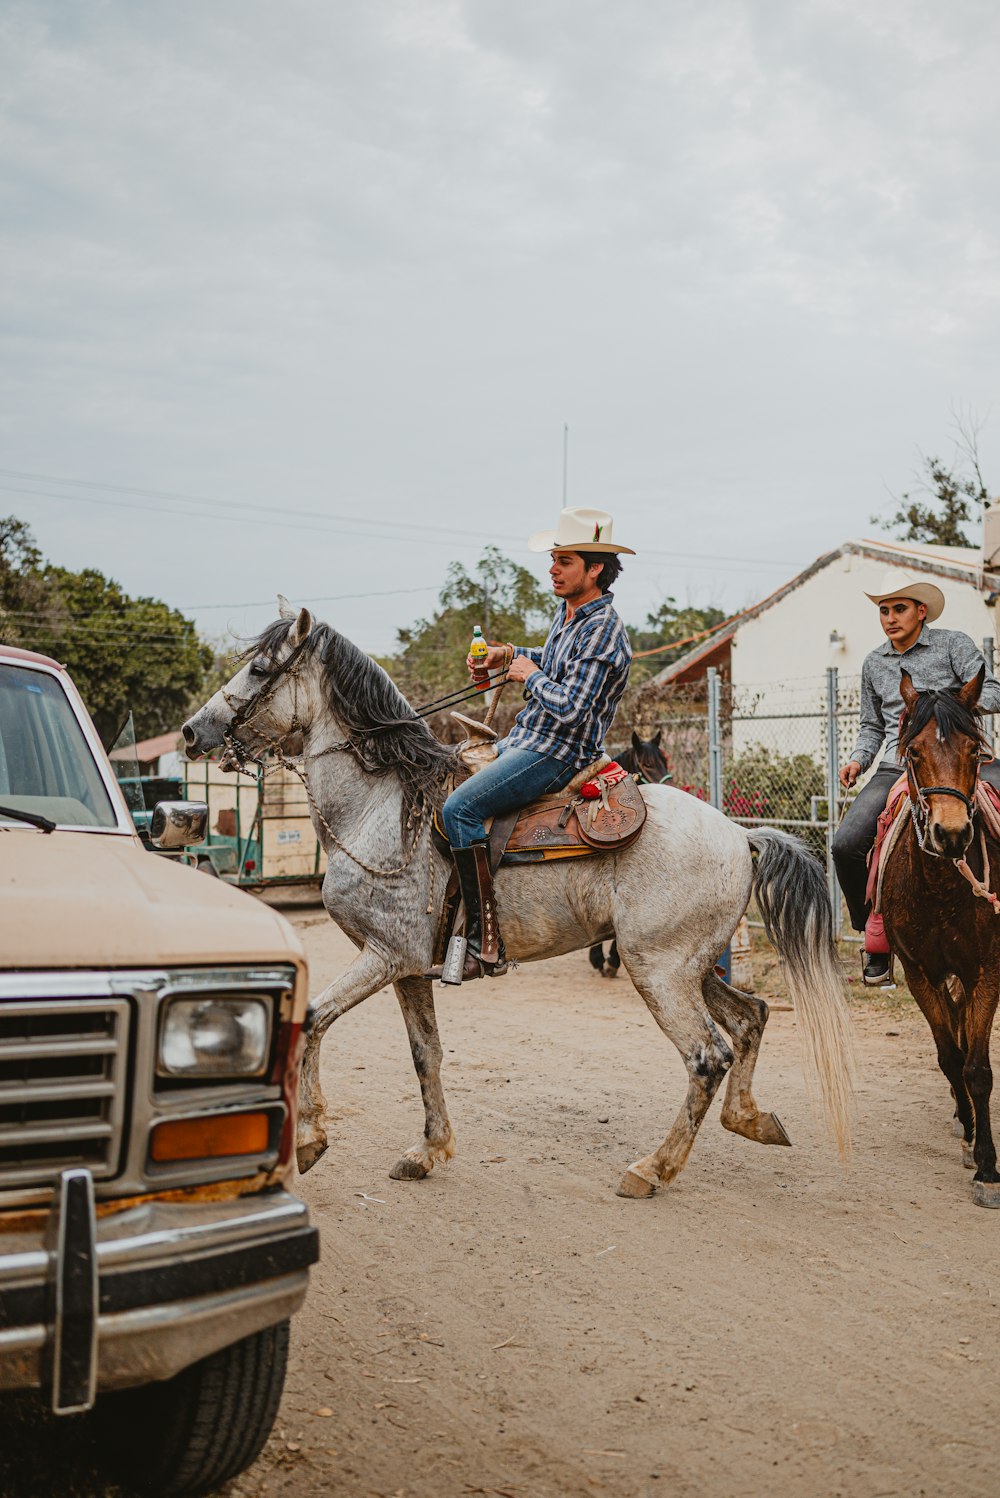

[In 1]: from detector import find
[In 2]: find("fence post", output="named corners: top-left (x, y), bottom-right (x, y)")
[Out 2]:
top-left (825, 666), bottom-right (841, 939)
top-left (984, 637), bottom-right (996, 757)
top-left (707, 667), bottom-right (722, 809)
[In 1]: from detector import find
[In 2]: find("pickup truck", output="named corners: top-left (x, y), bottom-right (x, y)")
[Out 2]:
top-left (0, 644), bottom-right (319, 1496)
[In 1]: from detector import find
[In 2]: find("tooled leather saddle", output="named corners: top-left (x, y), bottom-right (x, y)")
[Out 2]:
top-left (432, 713), bottom-right (647, 867)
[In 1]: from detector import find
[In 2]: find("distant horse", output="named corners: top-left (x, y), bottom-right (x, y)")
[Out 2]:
top-left (182, 602), bottom-right (854, 1198)
top-left (881, 668), bottom-right (1000, 1208)
top-left (589, 730), bottom-right (671, 977)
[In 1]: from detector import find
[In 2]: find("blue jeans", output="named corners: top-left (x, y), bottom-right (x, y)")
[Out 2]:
top-left (441, 739), bottom-right (578, 848)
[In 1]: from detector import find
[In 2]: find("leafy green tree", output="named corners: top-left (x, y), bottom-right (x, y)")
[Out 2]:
top-left (0, 516), bottom-right (212, 743)
top-left (0, 515), bottom-right (46, 640)
top-left (877, 454), bottom-right (986, 547)
top-left (627, 598), bottom-right (727, 685)
top-left (385, 546), bottom-right (553, 737)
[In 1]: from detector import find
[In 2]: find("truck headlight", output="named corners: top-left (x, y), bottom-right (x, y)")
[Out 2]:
top-left (158, 996), bottom-right (271, 1077)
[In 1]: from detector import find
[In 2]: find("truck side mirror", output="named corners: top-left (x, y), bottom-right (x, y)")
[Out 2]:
top-left (150, 801), bottom-right (209, 849)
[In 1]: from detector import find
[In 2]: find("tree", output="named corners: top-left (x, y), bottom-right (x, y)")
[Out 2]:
top-left (627, 597), bottom-right (727, 686)
top-left (0, 515), bottom-right (46, 640)
top-left (0, 516), bottom-right (213, 743)
top-left (385, 546), bottom-right (553, 738)
top-left (875, 414), bottom-right (993, 547)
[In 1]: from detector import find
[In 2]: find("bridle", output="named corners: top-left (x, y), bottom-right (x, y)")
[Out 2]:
top-left (904, 751), bottom-right (978, 853)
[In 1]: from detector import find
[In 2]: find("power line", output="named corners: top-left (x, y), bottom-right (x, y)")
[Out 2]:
top-left (1, 465), bottom-right (799, 570)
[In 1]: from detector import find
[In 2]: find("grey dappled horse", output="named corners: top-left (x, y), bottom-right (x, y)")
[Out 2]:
top-left (183, 602), bottom-right (854, 1198)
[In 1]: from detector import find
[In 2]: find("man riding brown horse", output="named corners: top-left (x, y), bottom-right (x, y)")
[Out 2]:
top-left (833, 568), bottom-right (1000, 984)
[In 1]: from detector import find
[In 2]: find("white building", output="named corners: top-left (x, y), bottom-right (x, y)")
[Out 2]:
top-left (642, 536), bottom-right (1000, 762)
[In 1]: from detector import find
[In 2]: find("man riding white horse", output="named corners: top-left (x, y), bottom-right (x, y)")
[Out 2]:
top-left (833, 568), bottom-right (1000, 985)
top-left (434, 506), bottom-right (634, 982)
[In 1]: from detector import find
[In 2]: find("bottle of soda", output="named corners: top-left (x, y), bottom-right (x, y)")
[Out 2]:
top-left (469, 625), bottom-right (490, 691)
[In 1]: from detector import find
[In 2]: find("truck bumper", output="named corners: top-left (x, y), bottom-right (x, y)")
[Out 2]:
top-left (0, 1170), bottom-right (318, 1411)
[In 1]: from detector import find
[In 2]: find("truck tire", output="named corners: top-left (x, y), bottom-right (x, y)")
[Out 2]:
top-left (100, 1318), bottom-right (290, 1497)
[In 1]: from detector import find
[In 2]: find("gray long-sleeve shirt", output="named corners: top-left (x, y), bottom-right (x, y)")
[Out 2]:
top-left (850, 625), bottom-right (1000, 771)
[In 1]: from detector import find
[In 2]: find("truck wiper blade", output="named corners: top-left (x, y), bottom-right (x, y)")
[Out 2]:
top-left (0, 803), bottom-right (57, 833)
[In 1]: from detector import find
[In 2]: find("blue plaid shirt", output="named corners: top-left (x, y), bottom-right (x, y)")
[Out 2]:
top-left (506, 591), bottom-right (632, 767)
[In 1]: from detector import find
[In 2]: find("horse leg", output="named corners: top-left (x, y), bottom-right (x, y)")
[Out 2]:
top-left (388, 976), bottom-right (456, 1181)
top-left (963, 976), bottom-right (1000, 1207)
top-left (616, 954), bottom-right (734, 1198)
top-left (297, 946), bottom-right (394, 1173)
top-left (703, 971), bottom-right (791, 1148)
top-left (588, 943), bottom-right (606, 973)
top-left (605, 939), bottom-right (622, 978)
top-left (901, 964), bottom-right (975, 1160)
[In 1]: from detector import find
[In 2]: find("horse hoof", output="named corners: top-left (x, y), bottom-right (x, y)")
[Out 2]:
top-left (602, 966), bottom-right (619, 980)
top-left (296, 1136), bottom-right (328, 1175)
top-left (972, 1179), bottom-right (1000, 1209)
top-left (952, 1117), bottom-right (965, 1138)
top-left (722, 1111), bottom-right (792, 1147)
top-left (616, 1165), bottom-right (658, 1199)
top-left (962, 1140), bottom-right (976, 1170)
top-left (389, 1154), bottom-right (430, 1181)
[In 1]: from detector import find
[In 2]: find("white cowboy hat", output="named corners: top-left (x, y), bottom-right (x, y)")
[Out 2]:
top-left (864, 568), bottom-right (945, 623)
top-left (528, 506), bottom-right (635, 555)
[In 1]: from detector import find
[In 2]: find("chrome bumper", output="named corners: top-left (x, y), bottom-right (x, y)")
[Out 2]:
top-left (0, 1171), bottom-right (319, 1411)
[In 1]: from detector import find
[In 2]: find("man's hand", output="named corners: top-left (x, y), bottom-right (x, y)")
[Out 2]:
top-left (466, 643), bottom-right (508, 677)
top-left (507, 654), bottom-right (540, 684)
top-left (839, 761), bottom-right (862, 790)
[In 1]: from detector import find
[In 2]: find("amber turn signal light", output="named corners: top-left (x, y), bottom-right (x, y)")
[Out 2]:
top-left (150, 1111), bottom-right (270, 1163)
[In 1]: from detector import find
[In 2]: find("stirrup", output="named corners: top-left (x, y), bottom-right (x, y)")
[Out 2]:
top-left (862, 949), bottom-right (895, 989)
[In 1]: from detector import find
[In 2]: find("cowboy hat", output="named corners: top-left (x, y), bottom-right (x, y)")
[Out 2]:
top-left (528, 506), bottom-right (635, 555)
top-left (864, 568), bottom-right (944, 623)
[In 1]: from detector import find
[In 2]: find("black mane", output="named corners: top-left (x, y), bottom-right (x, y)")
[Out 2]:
top-left (247, 618), bottom-right (456, 815)
top-left (898, 686), bottom-right (986, 758)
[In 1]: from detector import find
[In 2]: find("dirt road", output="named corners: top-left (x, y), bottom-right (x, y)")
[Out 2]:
top-left (228, 912), bottom-right (1000, 1498)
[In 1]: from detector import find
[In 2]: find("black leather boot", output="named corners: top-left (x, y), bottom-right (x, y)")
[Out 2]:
top-left (429, 841), bottom-right (507, 982)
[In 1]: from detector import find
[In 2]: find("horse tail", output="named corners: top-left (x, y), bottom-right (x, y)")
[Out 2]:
top-left (747, 827), bottom-right (855, 1159)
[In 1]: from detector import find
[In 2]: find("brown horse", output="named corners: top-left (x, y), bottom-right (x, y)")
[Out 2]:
top-left (880, 666), bottom-right (1000, 1207)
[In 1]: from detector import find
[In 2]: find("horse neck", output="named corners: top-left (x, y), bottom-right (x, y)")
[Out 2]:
top-left (301, 697), bottom-right (406, 837)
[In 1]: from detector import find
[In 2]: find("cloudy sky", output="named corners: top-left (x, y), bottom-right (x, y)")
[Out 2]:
top-left (2, 0), bottom-right (999, 656)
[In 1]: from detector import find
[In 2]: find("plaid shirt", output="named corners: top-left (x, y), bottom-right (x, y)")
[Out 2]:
top-left (506, 591), bottom-right (632, 767)
top-left (851, 624), bottom-right (1000, 770)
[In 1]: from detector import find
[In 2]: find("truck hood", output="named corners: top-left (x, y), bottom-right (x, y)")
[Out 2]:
top-left (0, 831), bottom-right (305, 970)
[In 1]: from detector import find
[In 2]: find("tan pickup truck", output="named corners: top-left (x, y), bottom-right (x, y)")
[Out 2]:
top-left (0, 644), bottom-right (319, 1495)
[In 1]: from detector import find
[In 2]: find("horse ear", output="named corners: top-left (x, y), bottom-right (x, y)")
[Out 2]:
top-left (288, 606), bottom-right (313, 647)
top-left (652, 728), bottom-right (662, 746)
top-left (958, 664), bottom-right (986, 710)
top-left (631, 730), bottom-right (642, 751)
top-left (900, 671), bottom-right (918, 710)
top-left (277, 594), bottom-right (296, 620)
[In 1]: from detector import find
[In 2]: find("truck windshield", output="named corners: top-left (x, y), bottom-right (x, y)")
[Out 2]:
top-left (0, 663), bottom-right (118, 829)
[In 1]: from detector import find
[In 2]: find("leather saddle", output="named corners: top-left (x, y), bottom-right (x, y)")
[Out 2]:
top-left (433, 712), bottom-right (647, 868)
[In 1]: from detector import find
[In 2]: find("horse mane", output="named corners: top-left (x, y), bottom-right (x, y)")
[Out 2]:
top-left (248, 618), bottom-right (456, 814)
top-left (898, 685), bottom-right (986, 757)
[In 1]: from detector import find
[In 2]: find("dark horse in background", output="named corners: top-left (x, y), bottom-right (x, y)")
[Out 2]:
top-left (589, 729), bottom-right (671, 977)
top-left (881, 667), bottom-right (1000, 1207)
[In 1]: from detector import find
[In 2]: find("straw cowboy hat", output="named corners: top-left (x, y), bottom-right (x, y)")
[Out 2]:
top-left (528, 506), bottom-right (635, 556)
top-left (864, 568), bottom-right (945, 623)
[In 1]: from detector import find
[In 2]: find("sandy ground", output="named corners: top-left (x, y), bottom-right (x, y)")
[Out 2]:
top-left (230, 913), bottom-right (1000, 1498)
top-left (4, 915), bottom-right (1000, 1498)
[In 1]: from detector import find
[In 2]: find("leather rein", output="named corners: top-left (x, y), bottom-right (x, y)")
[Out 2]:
top-left (902, 733), bottom-right (1000, 915)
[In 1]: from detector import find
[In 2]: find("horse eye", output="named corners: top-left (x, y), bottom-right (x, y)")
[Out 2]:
top-left (248, 660), bottom-right (268, 678)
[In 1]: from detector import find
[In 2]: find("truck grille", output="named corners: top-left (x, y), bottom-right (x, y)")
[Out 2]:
top-left (0, 998), bottom-right (130, 1188)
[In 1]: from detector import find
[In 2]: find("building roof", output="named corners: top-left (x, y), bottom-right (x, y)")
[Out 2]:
top-left (646, 537), bottom-right (998, 688)
top-left (108, 730), bottom-right (183, 763)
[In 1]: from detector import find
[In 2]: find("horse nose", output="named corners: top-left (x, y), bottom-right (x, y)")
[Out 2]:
top-left (181, 722), bottom-right (197, 746)
top-left (929, 819), bottom-right (974, 859)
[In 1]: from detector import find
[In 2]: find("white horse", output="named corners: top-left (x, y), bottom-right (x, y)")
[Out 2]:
top-left (182, 602), bottom-right (854, 1198)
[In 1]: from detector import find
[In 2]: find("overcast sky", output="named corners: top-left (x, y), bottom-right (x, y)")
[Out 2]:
top-left (2, 0), bottom-right (999, 657)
